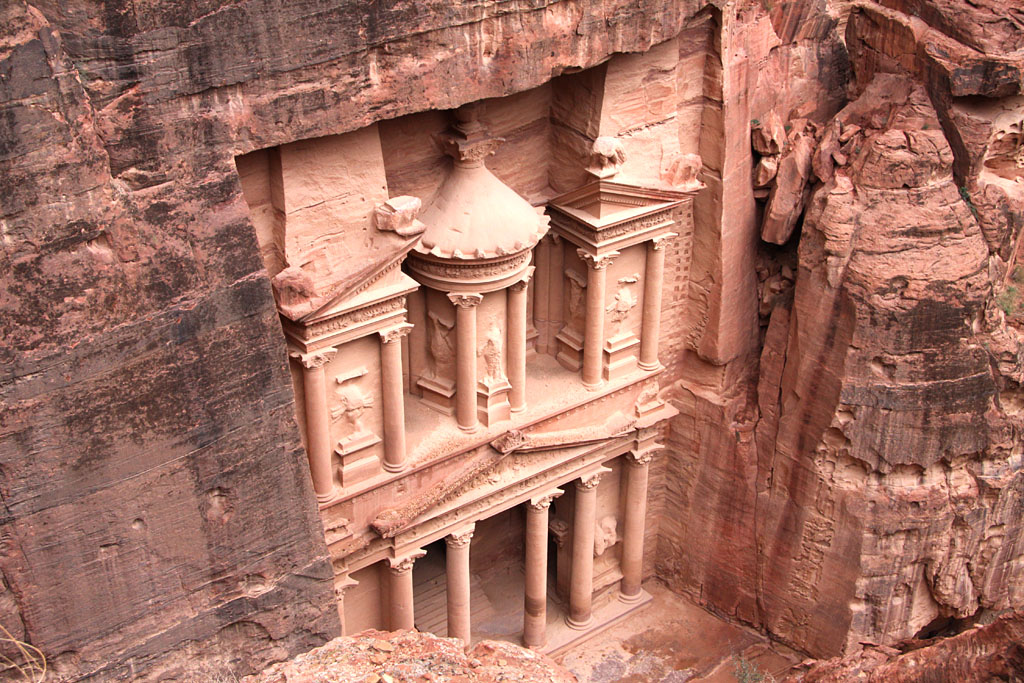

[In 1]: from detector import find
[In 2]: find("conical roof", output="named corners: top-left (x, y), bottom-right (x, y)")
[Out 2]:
top-left (413, 104), bottom-right (548, 261)
top-left (416, 163), bottom-right (548, 260)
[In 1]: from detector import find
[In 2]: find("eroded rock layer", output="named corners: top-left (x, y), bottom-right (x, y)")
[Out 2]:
top-left (1, 0), bottom-right (1022, 679)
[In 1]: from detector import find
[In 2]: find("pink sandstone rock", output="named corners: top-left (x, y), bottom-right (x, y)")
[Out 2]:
top-left (242, 630), bottom-right (577, 683)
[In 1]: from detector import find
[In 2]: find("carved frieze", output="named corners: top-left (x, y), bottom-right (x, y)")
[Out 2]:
top-left (295, 296), bottom-right (407, 341)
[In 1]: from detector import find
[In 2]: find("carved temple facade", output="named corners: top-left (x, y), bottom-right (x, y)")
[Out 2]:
top-left (237, 80), bottom-right (701, 651)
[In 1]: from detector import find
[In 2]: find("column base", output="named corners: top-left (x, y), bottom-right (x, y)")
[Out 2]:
top-left (457, 422), bottom-right (481, 434)
top-left (565, 614), bottom-right (593, 630)
top-left (637, 360), bottom-right (661, 372)
top-left (382, 460), bottom-right (408, 474)
top-left (582, 379), bottom-right (603, 392)
top-left (618, 589), bottom-right (644, 604)
top-left (316, 488), bottom-right (342, 506)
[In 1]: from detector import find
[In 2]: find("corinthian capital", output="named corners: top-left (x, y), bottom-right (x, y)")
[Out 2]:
top-left (447, 292), bottom-right (484, 309)
top-left (446, 524), bottom-right (476, 549)
top-left (290, 347), bottom-right (337, 369)
top-left (651, 232), bottom-right (679, 251)
top-left (388, 549), bottom-right (426, 575)
top-left (378, 323), bottom-right (414, 345)
top-left (578, 249), bottom-right (619, 271)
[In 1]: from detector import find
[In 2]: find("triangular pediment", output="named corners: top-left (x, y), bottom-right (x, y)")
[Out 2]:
top-left (276, 230), bottom-right (421, 323)
top-left (370, 412), bottom-right (637, 539)
top-left (548, 179), bottom-right (688, 229)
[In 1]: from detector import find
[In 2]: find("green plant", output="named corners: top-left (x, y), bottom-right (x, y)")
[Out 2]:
top-left (734, 655), bottom-right (775, 683)
top-left (959, 185), bottom-right (980, 220)
top-left (1011, 266), bottom-right (1024, 285)
top-left (997, 286), bottom-right (1021, 316)
top-left (751, 118), bottom-right (761, 127)
top-left (0, 623), bottom-right (46, 682)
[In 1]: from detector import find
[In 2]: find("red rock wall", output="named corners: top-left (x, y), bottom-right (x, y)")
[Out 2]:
top-left (3, 0), bottom-right (1022, 676)
top-left (0, 1), bottom-right (705, 680)
top-left (657, 0), bottom-right (1024, 660)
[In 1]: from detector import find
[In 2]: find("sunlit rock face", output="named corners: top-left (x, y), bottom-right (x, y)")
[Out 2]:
top-left (1, 0), bottom-right (1022, 679)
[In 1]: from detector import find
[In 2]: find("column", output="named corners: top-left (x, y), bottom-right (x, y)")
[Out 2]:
top-left (639, 234), bottom-right (676, 371)
top-left (446, 524), bottom-right (475, 646)
top-left (507, 268), bottom-right (533, 413)
top-left (620, 451), bottom-right (654, 602)
top-left (388, 550), bottom-right (425, 631)
top-left (291, 348), bottom-right (338, 503)
top-left (524, 489), bottom-right (562, 648)
top-left (534, 238), bottom-right (551, 355)
top-left (548, 235), bottom-right (564, 342)
top-left (335, 574), bottom-right (359, 635)
top-left (379, 324), bottom-right (413, 473)
top-left (567, 469), bottom-right (608, 629)
top-left (578, 250), bottom-right (617, 390)
top-left (448, 293), bottom-right (483, 431)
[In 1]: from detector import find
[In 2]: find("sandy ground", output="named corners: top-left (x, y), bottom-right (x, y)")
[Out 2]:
top-left (556, 581), bottom-right (802, 683)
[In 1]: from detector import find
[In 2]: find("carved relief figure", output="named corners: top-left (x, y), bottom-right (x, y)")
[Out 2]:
top-left (606, 274), bottom-right (638, 336)
top-left (427, 311), bottom-right (456, 378)
top-left (593, 515), bottom-right (619, 557)
top-left (480, 321), bottom-right (504, 381)
top-left (332, 373), bottom-right (374, 444)
top-left (566, 270), bottom-right (587, 330)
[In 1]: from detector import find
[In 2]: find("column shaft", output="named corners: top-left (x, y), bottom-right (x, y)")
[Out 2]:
top-left (451, 294), bottom-right (481, 431)
top-left (524, 492), bottom-right (559, 648)
top-left (380, 328), bottom-right (410, 472)
top-left (639, 237), bottom-right (671, 370)
top-left (549, 238), bottom-right (564, 341)
top-left (534, 238), bottom-right (551, 354)
top-left (580, 251), bottom-right (615, 389)
top-left (388, 552), bottom-right (423, 631)
top-left (620, 457), bottom-right (651, 601)
top-left (446, 526), bottom-right (474, 646)
top-left (296, 350), bottom-right (337, 503)
top-left (389, 567), bottom-right (415, 631)
top-left (567, 472), bottom-right (603, 628)
top-left (508, 280), bottom-right (529, 413)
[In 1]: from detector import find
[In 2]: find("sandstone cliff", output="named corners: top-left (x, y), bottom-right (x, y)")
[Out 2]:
top-left (657, 0), bottom-right (1024, 660)
top-left (1, 0), bottom-right (1022, 679)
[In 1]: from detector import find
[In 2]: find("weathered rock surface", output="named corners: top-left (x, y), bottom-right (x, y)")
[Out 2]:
top-left (242, 630), bottom-right (577, 683)
top-left (783, 611), bottom-right (1024, 682)
top-left (659, 0), bottom-right (1024, 662)
top-left (2, 0), bottom-right (1023, 678)
top-left (0, 1), bottom-right (705, 680)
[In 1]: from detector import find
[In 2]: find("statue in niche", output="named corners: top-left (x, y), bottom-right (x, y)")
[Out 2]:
top-left (427, 311), bottom-right (456, 379)
top-left (479, 321), bottom-right (504, 381)
top-left (332, 371), bottom-right (374, 446)
top-left (606, 274), bottom-right (639, 336)
top-left (593, 515), bottom-right (620, 557)
top-left (566, 270), bottom-right (587, 330)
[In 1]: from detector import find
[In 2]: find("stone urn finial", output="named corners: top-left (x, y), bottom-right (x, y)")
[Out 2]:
top-left (587, 136), bottom-right (626, 178)
top-left (374, 196), bottom-right (425, 237)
